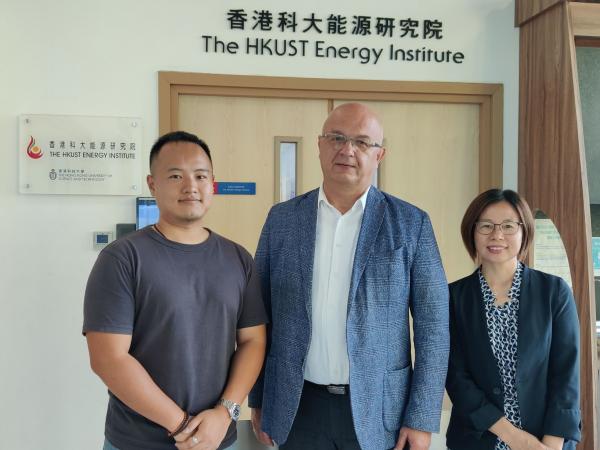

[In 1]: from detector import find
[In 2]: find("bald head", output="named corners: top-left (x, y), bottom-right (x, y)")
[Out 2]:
top-left (317, 102), bottom-right (386, 210)
top-left (322, 103), bottom-right (384, 144)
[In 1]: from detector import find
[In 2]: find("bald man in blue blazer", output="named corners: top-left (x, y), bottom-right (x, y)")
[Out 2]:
top-left (249, 103), bottom-right (449, 450)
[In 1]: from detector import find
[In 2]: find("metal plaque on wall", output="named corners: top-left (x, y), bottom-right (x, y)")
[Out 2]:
top-left (19, 114), bottom-right (143, 195)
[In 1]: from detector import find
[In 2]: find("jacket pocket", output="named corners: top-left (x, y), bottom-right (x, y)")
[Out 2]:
top-left (382, 364), bottom-right (412, 432)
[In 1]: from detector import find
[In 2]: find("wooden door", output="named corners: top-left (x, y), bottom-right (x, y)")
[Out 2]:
top-left (178, 95), bottom-right (328, 254)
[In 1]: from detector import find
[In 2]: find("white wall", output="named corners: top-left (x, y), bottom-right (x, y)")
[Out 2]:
top-left (0, 1), bottom-right (518, 448)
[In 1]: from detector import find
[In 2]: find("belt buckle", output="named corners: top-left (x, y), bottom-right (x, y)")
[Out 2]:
top-left (326, 385), bottom-right (347, 395)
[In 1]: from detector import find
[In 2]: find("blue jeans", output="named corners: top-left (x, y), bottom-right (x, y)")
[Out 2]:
top-left (103, 439), bottom-right (120, 450)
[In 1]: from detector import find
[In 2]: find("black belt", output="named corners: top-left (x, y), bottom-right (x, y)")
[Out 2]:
top-left (305, 380), bottom-right (349, 395)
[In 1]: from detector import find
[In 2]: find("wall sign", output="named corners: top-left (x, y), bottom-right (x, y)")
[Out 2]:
top-left (213, 182), bottom-right (256, 195)
top-left (200, 9), bottom-right (465, 66)
top-left (19, 114), bottom-right (142, 195)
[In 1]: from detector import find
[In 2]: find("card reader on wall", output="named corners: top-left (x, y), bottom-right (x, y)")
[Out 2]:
top-left (93, 231), bottom-right (114, 250)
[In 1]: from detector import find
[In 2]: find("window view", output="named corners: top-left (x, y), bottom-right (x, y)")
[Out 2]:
top-left (577, 46), bottom-right (600, 337)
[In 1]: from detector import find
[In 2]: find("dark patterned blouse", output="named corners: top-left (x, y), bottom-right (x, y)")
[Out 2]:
top-left (478, 262), bottom-right (524, 450)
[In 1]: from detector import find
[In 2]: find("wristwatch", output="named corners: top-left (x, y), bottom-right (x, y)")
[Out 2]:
top-left (217, 398), bottom-right (241, 422)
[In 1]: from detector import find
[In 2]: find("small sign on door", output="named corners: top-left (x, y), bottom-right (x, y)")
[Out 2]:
top-left (213, 182), bottom-right (256, 195)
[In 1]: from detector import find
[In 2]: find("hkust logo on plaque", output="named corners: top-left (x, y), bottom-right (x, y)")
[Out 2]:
top-left (19, 114), bottom-right (143, 195)
top-left (26, 136), bottom-right (44, 160)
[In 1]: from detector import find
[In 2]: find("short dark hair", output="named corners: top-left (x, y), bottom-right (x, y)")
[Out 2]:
top-left (149, 131), bottom-right (212, 169)
top-left (460, 188), bottom-right (535, 261)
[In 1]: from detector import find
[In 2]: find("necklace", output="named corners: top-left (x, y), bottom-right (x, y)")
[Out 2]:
top-left (153, 223), bottom-right (168, 239)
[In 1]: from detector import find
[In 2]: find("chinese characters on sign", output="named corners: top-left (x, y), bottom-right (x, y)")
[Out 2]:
top-left (19, 115), bottom-right (143, 195)
top-left (48, 139), bottom-right (137, 154)
top-left (199, 9), bottom-right (464, 66)
top-left (227, 9), bottom-right (444, 39)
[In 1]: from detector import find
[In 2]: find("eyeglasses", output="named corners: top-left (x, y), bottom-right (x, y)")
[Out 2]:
top-left (319, 133), bottom-right (383, 153)
top-left (475, 220), bottom-right (523, 235)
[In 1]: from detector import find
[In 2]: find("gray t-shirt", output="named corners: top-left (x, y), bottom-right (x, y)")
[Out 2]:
top-left (83, 227), bottom-right (267, 450)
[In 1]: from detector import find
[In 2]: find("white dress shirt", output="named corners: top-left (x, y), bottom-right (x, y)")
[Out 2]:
top-left (304, 185), bottom-right (370, 385)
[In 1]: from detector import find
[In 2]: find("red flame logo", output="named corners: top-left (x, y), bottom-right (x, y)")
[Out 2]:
top-left (26, 136), bottom-right (43, 159)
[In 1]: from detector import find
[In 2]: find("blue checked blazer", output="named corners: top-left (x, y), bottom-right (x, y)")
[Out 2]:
top-left (249, 187), bottom-right (449, 450)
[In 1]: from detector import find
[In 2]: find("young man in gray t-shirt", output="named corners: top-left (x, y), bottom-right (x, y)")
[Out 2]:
top-left (83, 131), bottom-right (267, 450)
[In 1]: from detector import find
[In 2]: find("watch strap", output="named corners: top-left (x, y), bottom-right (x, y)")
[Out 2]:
top-left (217, 398), bottom-right (240, 421)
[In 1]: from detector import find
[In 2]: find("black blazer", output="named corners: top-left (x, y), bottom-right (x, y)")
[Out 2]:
top-left (445, 265), bottom-right (581, 450)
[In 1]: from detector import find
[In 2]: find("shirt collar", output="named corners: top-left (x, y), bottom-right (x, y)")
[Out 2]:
top-left (318, 184), bottom-right (370, 214)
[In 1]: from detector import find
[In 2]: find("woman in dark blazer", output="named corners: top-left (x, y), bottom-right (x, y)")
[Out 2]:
top-left (446, 189), bottom-right (581, 450)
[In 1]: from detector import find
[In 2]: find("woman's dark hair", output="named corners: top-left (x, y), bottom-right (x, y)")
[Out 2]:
top-left (149, 131), bottom-right (211, 170)
top-left (460, 188), bottom-right (535, 261)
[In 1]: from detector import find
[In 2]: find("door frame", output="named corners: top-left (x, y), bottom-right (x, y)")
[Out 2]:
top-left (158, 72), bottom-right (503, 192)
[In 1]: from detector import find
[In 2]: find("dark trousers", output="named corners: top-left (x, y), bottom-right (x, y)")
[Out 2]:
top-left (280, 381), bottom-right (361, 450)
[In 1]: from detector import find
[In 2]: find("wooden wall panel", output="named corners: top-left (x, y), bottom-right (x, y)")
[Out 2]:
top-left (571, 2), bottom-right (600, 37)
top-left (575, 37), bottom-right (600, 47)
top-left (516, 0), bottom-right (565, 26)
top-left (518, 2), bottom-right (598, 448)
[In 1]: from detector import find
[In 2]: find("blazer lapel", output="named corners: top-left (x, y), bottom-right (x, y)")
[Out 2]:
top-left (348, 188), bottom-right (385, 304)
top-left (297, 190), bottom-right (318, 317)
top-left (466, 270), bottom-right (502, 384)
top-left (516, 265), bottom-right (532, 378)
